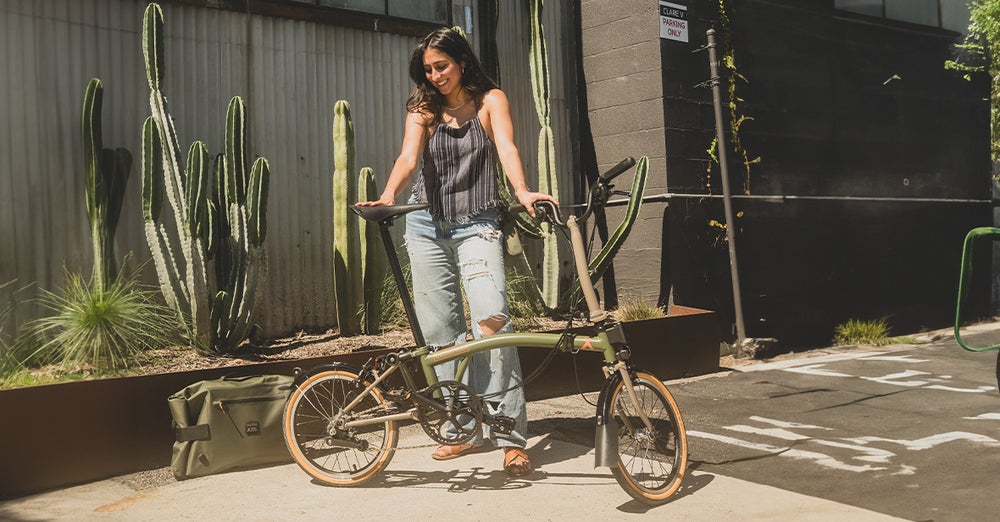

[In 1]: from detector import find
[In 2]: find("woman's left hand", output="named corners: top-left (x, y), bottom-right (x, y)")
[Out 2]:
top-left (516, 190), bottom-right (558, 218)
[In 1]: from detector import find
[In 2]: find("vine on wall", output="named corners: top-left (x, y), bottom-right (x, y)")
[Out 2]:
top-left (705, 0), bottom-right (759, 197)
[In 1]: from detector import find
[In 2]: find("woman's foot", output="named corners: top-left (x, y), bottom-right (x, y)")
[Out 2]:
top-left (431, 442), bottom-right (484, 461)
top-left (503, 447), bottom-right (532, 477)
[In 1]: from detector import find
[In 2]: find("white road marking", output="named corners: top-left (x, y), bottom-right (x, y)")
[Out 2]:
top-left (964, 413), bottom-right (1000, 420)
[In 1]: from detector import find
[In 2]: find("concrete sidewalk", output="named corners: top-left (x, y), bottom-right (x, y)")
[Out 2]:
top-left (2, 393), bottom-right (905, 521)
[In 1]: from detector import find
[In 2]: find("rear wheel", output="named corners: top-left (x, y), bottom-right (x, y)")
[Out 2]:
top-left (283, 369), bottom-right (398, 486)
top-left (603, 371), bottom-right (687, 505)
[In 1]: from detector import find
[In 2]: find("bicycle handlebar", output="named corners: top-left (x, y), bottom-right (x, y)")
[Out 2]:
top-left (599, 156), bottom-right (636, 182)
top-left (508, 156), bottom-right (636, 228)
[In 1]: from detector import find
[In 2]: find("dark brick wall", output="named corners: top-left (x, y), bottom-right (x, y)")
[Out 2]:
top-left (584, 0), bottom-right (992, 347)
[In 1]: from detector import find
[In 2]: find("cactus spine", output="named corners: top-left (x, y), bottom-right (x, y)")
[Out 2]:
top-left (332, 100), bottom-right (362, 335)
top-left (140, 3), bottom-right (269, 353)
top-left (528, 0), bottom-right (561, 309)
top-left (82, 78), bottom-right (131, 292)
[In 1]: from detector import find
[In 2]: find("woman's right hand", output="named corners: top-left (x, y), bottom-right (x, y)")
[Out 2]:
top-left (355, 193), bottom-right (395, 207)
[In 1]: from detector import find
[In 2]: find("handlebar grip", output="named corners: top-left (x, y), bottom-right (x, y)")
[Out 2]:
top-left (599, 157), bottom-right (636, 182)
top-left (509, 201), bottom-right (563, 225)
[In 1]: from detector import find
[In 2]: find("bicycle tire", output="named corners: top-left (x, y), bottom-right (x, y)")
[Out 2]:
top-left (283, 369), bottom-right (398, 486)
top-left (601, 371), bottom-right (687, 505)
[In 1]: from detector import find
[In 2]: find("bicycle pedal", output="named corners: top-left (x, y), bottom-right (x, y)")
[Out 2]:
top-left (487, 415), bottom-right (515, 435)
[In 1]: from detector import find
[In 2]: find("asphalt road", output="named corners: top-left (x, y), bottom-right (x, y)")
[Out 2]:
top-left (671, 325), bottom-right (1000, 522)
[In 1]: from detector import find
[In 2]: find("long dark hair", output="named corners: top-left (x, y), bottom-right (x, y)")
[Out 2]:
top-left (406, 27), bottom-right (498, 124)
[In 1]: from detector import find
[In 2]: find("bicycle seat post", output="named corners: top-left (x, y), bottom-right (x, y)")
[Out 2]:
top-left (353, 203), bottom-right (430, 347)
top-left (566, 215), bottom-right (607, 323)
top-left (377, 223), bottom-right (426, 347)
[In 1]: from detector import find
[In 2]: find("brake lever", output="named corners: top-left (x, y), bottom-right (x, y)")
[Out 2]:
top-left (532, 200), bottom-right (565, 227)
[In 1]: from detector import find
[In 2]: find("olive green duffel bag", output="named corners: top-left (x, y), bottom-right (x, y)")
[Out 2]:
top-left (168, 374), bottom-right (294, 480)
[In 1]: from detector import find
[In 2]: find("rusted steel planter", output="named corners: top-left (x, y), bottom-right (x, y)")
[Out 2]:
top-left (520, 305), bottom-right (721, 398)
top-left (0, 306), bottom-right (719, 498)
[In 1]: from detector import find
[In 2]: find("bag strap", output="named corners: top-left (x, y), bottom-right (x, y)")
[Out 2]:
top-left (175, 424), bottom-right (211, 442)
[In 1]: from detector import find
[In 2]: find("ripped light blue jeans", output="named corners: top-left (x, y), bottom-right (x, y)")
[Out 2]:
top-left (404, 207), bottom-right (527, 449)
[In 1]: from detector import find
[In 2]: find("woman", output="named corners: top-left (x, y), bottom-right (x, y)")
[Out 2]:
top-left (357, 27), bottom-right (556, 477)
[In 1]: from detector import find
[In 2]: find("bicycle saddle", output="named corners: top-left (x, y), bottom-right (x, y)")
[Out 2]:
top-left (351, 203), bottom-right (430, 223)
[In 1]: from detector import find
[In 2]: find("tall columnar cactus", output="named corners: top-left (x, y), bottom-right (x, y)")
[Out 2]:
top-left (332, 100), bottom-right (362, 335)
top-left (358, 167), bottom-right (384, 334)
top-left (140, 3), bottom-right (269, 353)
top-left (141, 3), bottom-right (210, 348)
top-left (82, 78), bottom-right (132, 292)
top-left (528, 0), bottom-right (561, 309)
top-left (210, 98), bottom-right (270, 350)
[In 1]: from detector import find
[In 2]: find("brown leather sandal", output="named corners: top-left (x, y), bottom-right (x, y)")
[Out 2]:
top-left (503, 447), bottom-right (532, 477)
top-left (431, 443), bottom-right (484, 461)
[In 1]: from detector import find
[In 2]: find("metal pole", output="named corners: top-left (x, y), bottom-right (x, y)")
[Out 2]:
top-left (706, 28), bottom-right (747, 341)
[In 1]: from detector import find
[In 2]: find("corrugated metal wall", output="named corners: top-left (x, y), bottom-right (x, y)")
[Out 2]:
top-left (0, 0), bottom-right (577, 339)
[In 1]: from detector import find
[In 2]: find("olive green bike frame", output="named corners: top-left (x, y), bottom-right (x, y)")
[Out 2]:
top-left (336, 207), bottom-right (651, 437)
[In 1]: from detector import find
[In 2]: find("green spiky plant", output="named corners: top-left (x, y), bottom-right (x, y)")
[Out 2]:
top-left (83, 78), bottom-right (132, 291)
top-left (140, 3), bottom-right (270, 354)
top-left (507, 266), bottom-right (545, 330)
top-left (528, 0), bottom-right (561, 309)
top-left (359, 167), bottom-right (385, 333)
top-left (833, 317), bottom-right (891, 346)
top-left (611, 294), bottom-right (666, 322)
top-left (1, 77), bottom-right (175, 380)
top-left (332, 100), bottom-right (363, 335)
top-left (11, 77), bottom-right (178, 374)
top-left (331, 101), bottom-right (388, 335)
top-left (16, 268), bottom-right (176, 373)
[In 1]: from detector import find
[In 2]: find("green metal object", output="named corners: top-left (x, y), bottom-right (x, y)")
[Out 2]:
top-left (954, 227), bottom-right (1000, 352)
top-left (420, 330), bottom-right (618, 386)
top-left (82, 78), bottom-right (131, 292)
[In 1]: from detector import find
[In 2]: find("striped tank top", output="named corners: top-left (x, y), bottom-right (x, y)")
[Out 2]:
top-left (412, 117), bottom-right (500, 223)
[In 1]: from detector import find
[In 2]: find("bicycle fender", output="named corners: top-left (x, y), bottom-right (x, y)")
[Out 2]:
top-left (595, 371), bottom-right (624, 423)
top-left (595, 371), bottom-right (629, 469)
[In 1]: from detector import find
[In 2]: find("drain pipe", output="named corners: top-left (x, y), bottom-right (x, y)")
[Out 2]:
top-left (706, 28), bottom-right (747, 342)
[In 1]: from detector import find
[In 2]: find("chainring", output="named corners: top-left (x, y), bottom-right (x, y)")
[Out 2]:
top-left (417, 380), bottom-right (483, 445)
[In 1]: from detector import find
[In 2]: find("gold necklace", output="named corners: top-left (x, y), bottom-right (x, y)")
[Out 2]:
top-left (445, 97), bottom-right (470, 111)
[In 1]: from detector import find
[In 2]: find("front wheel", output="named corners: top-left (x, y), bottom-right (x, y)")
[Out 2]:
top-left (601, 371), bottom-right (688, 505)
top-left (283, 368), bottom-right (398, 486)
